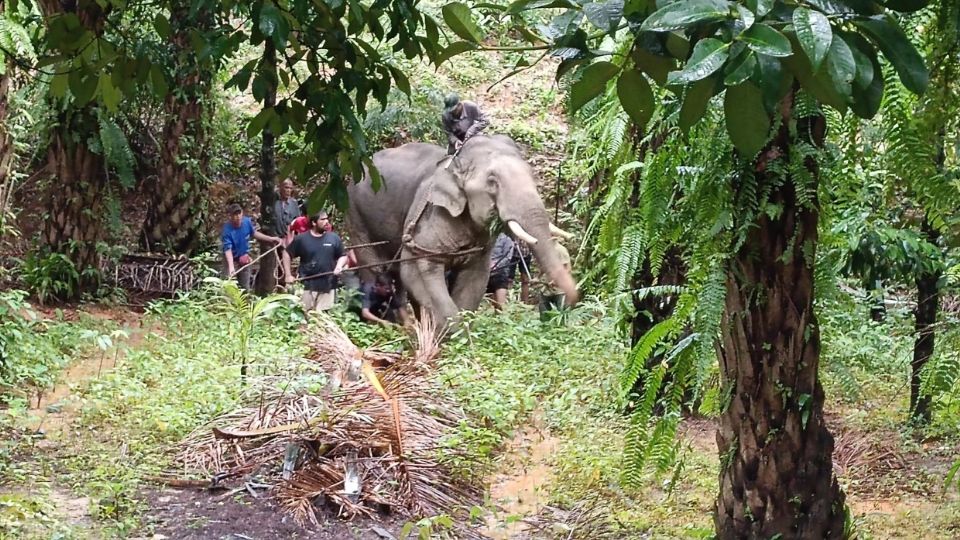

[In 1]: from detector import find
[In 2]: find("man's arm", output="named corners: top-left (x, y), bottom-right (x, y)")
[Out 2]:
top-left (333, 255), bottom-right (348, 275)
top-left (224, 249), bottom-right (235, 276)
top-left (221, 227), bottom-right (235, 276)
top-left (253, 230), bottom-right (281, 244)
top-left (463, 102), bottom-right (489, 140)
top-left (283, 237), bottom-right (298, 284)
top-left (361, 307), bottom-right (392, 326)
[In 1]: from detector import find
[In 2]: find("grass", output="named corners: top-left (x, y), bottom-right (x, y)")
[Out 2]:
top-left (3, 284), bottom-right (960, 539)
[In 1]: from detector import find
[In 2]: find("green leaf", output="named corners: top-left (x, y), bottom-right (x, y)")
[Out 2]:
top-left (736, 5), bottom-right (755, 30)
top-left (744, 0), bottom-right (773, 16)
top-left (724, 82), bottom-right (769, 156)
top-left (756, 52), bottom-right (792, 112)
top-left (150, 64), bottom-right (168, 99)
top-left (442, 2), bottom-right (484, 43)
top-left (640, 0), bottom-right (732, 32)
top-left (724, 50), bottom-right (756, 86)
top-left (259, 2), bottom-right (281, 39)
top-left (570, 60), bottom-right (619, 112)
top-left (782, 35), bottom-right (846, 113)
top-left (841, 32), bottom-right (874, 89)
top-left (850, 52), bottom-right (883, 119)
top-left (793, 7), bottom-right (832, 71)
top-left (437, 41), bottom-right (476, 65)
top-left (882, 0), bottom-right (929, 12)
top-left (679, 77), bottom-right (715, 132)
top-left (68, 69), bottom-right (97, 106)
top-left (666, 38), bottom-right (729, 85)
top-left (506, 0), bottom-right (578, 13)
top-left (583, 1), bottom-right (623, 32)
top-left (50, 73), bottom-right (68, 99)
top-left (99, 73), bottom-right (122, 113)
top-left (153, 14), bottom-right (172, 40)
top-left (824, 34), bottom-right (856, 99)
top-left (387, 64), bottom-right (410, 96)
top-left (617, 69), bottom-right (655, 129)
top-left (854, 15), bottom-right (928, 94)
top-left (247, 108), bottom-right (273, 139)
top-left (632, 47), bottom-right (676, 85)
top-left (739, 23), bottom-right (792, 57)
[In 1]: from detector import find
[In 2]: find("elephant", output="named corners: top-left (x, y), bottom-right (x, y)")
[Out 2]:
top-left (345, 135), bottom-right (578, 327)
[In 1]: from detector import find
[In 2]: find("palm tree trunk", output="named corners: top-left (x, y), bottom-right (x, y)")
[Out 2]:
top-left (140, 2), bottom-right (211, 254)
top-left (37, 0), bottom-right (109, 289)
top-left (714, 88), bottom-right (846, 538)
top-left (254, 38), bottom-right (278, 295)
top-left (42, 121), bottom-right (107, 282)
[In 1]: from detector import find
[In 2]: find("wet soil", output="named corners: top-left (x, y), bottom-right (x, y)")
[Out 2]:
top-left (141, 488), bottom-right (403, 540)
top-left (482, 412), bottom-right (559, 540)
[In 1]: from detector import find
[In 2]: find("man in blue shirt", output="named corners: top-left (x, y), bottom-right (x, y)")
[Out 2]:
top-left (221, 203), bottom-right (282, 290)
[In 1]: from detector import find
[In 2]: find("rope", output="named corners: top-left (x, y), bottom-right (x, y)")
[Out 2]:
top-left (229, 242), bottom-right (281, 277)
top-left (292, 246), bottom-right (484, 282)
top-left (345, 240), bottom-right (390, 250)
top-left (228, 239), bottom-right (390, 279)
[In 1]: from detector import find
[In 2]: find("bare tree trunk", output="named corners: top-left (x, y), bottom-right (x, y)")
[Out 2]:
top-left (714, 88), bottom-right (846, 538)
top-left (254, 38), bottom-right (278, 295)
top-left (140, 2), bottom-right (211, 254)
top-left (912, 217), bottom-right (940, 423)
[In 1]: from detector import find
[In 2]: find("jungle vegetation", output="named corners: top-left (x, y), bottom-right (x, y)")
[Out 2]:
top-left (1, 0), bottom-right (960, 539)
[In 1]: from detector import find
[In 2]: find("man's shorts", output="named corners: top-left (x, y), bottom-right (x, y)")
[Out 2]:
top-left (486, 272), bottom-right (511, 294)
top-left (302, 290), bottom-right (335, 312)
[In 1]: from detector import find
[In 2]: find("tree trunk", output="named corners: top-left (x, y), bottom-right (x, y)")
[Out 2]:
top-left (254, 38), bottom-right (278, 296)
top-left (911, 218), bottom-right (940, 423)
top-left (715, 89), bottom-right (846, 538)
top-left (140, 2), bottom-right (212, 254)
top-left (0, 62), bottom-right (13, 228)
top-left (41, 122), bottom-right (107, 282)
top-left (36, 0), bottom-right (109, 289)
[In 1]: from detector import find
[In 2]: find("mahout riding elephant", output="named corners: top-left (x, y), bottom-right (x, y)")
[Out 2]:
top-left (346, 135), bottom-right (577, 326)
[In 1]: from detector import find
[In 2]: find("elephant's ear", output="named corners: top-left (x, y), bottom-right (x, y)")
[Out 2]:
top-left (428, 170), bottom-right (466, 217)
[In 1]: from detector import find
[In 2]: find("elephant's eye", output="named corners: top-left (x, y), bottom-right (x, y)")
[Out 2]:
top-left (486, 174), bottom-right (498, 187)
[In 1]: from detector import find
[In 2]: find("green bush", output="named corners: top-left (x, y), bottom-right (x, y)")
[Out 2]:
top-left (18, 251), bottom-right (84, 305)
top-left (0, 289), bottom-right (99, 403)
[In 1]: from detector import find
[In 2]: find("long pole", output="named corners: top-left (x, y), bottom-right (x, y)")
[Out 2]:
top-left (554, 160), bottom-right (561, 223)
top-left (293, 247), bottom-right (484, 282)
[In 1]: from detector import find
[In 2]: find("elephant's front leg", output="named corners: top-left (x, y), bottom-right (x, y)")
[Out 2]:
top-left (449, 253), bottom-right (492, 311)
top-left (400, 254), bottom-right (460, 326)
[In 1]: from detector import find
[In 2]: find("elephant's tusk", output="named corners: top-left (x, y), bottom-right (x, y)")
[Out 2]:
top-left (549, 223), bottom-right (574, 240)
top-left (507, 220), bottom-right (538, 245)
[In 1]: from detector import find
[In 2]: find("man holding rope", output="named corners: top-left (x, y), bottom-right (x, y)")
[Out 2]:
top-left (282, 210), bottom-right (348, 312)
top-left (222, 203), bottom-right (282, 291)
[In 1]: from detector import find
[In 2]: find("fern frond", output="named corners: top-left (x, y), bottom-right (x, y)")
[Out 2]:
top-left (98, 113), bottom-right (136, 189)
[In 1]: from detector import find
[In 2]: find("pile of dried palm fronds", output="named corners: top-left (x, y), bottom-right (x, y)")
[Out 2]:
top-left (105, 253), bottom-right (203, 294)
top-left (172, 315), bottom-right (482, 532)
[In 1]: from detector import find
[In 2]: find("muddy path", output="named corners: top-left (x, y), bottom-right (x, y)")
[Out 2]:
top-left (482, 412), bottom-right (559, 539)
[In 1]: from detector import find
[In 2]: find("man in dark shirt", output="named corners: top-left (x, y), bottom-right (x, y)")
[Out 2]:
top-left (486, 233), bottom-right (515, 309)
top-left (441, 93), bottom-right (490, 155)
top-left (357, 274), bottom-right (409, 326)
top-left (273, 179), bottom-right (300, 238)
top-left (282, 210), bottom-right (348, 312)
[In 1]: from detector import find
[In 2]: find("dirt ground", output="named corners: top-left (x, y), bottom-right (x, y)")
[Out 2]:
top-left (140, 488), bottom-right (402, 540)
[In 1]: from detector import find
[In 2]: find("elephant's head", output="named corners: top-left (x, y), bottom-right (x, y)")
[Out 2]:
top-left (428, 135), bottom-right (578, 305)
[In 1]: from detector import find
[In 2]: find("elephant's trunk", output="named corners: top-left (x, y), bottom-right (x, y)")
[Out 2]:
top-left (513, 211), bottom-right (578, 305)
